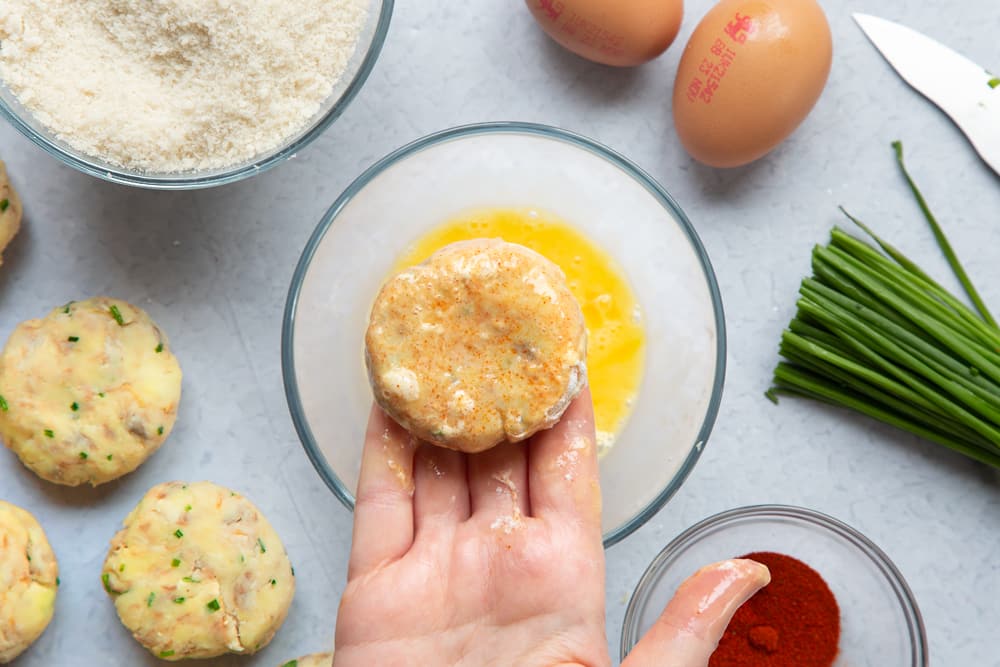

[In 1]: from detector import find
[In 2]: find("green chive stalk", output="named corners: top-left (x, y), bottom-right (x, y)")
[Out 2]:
top-left (769, 143), bottom-right (1000, 469)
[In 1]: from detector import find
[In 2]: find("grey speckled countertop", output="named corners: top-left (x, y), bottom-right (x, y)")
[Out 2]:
top-left (2, 1), bottom-right (998, 665)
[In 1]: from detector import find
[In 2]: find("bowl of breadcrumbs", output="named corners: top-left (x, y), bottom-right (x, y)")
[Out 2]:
top-left (0, 0), bottom-right (392, 189)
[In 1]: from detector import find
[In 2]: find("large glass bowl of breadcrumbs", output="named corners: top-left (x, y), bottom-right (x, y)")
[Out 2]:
top-left (282, 122), bottom-right (727, 547)
top-left (0, 0), bottom-right (392, 189)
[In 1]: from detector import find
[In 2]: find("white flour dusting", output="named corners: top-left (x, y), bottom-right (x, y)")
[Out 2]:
top-left (556, 432), bottom-right (590, 481)
top-left (0, 0), bottom-right (368, 172)
top-left (490, 470), bottom-right (523, 534)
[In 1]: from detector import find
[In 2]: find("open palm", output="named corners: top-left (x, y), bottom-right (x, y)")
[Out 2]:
top-left (333, 389), bottom-right (769, 667)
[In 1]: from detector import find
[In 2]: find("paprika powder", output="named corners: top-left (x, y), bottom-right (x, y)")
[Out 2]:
top-left (709, 551), bottom-right (840, 667)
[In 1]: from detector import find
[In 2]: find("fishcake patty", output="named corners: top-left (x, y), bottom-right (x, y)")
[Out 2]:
top-left (102, 481), bottom-right (296, 661)
top-left (0, 297), bottom-right (182, 486)
top-left (277, 652), bottom-right (334, 667)
top-left (0, 161), bottom-right (21, 268)
top-left (0, 500), bottom-right (58, 664)
top-left (366, 239), bottom-right (587, 453)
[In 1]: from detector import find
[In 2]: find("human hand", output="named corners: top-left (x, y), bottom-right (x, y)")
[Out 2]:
top-left (333, 388), bottom-right (769, 667)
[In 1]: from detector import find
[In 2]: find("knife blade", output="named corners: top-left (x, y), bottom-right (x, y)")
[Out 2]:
top-left (853, 13), bottom-right (1000, 176)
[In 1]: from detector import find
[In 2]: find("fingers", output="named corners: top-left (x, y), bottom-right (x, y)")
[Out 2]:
top-left (526, 388), bottom-right (601, 526)
top-left (348, 405), bottom-right (417, 579)
top-left (412, 444), bottom-right (470, 533)
top-left (467, 439), bottom-right (530, 525)
top-left (622, 559), bottom-right (771, 667)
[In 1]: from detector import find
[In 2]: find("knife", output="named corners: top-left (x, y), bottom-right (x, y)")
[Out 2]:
top-left (854, 13), bottom-right (1000, 176)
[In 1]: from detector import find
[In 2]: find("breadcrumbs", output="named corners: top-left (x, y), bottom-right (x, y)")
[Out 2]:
top-left (0, 0), bottom-right (367, 172)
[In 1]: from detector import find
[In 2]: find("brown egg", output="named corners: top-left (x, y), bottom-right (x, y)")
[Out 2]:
top-left (672, 0), bottom-right (832, 167)
top-left (526, 0), bottom-right (684, 67)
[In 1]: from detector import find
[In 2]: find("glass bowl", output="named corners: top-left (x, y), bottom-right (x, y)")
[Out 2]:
top-left (282, 122), bottom-right (726, 547)
top-left (0, 0), bottom-right (393, 190)
top-left (621, 505), bottom-right (928, 665)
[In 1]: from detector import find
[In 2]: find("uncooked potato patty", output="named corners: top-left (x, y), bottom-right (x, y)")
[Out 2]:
top-left (366, 238), bottom-right (587, 453)
top-left (0, 297), bottom-right (181, 486)
top-left (277, 652), bottom-right (334, 667)
top-left (0, 161), bottom-right (21, 267)
top-left (0, 500), bottom-right (58, 664)
top-left (102, 481), bottom-right (295, 661)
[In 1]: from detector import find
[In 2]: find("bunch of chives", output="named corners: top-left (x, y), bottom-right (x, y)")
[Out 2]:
top-left (767, 143), bottom-right (1000, 469)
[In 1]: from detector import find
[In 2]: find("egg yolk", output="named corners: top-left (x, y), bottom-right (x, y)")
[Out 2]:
top-left (394, 208), bottom-right (645, 455)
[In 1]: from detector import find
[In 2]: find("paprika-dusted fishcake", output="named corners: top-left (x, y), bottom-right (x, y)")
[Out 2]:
top-left (0, 500), bottom-right (58, 664)
top-left (0, 297), bottom-right (181, 486)
top-left (0, 161), bottom-right (22, 267)
top-left (366, 239), bottom-right (587, 453)
top-left (277, 652), bottom-right (334, 667)
top-left (101, 482), bottom-right (296, 661)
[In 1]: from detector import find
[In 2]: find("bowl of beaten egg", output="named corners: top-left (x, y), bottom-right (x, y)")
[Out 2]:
top-left (282, 122), bottom-right (725, 546)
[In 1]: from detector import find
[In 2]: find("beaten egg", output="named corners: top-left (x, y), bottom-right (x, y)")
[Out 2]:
top-left (672, 0), bottom-right (832, 167)
top-left (526, 0), bottom-right (684, 66)
top-left (394, 208), bottom-right (645, 455)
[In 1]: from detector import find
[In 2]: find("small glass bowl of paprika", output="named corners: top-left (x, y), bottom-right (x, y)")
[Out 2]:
top-left (620, 505), bottom-right (928, 666)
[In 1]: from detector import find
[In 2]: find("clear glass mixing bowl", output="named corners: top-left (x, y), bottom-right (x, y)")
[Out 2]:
top-left (0, 0), bottom-right (393, 190)
top-left (621, 505), bottom-right (928, 665)
top-left (282, 122), bottom-right (726, 547)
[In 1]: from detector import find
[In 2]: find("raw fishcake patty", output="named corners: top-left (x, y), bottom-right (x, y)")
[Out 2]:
top-left (0, 501), bottom-right (58, 664)
top-left (0, 161), bottom-right (21, 267)
top-left (278, 652), bottom-right (334, 667)
top-left (102, 481), bottom-right (295, 661)
top-left (366, 238), bottom-right (587, 453)
top-left (0, 297), bottom-right (181, 486)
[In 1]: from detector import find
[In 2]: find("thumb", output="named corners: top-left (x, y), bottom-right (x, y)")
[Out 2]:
top-left (622, 559), bottom-right (770, 667)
